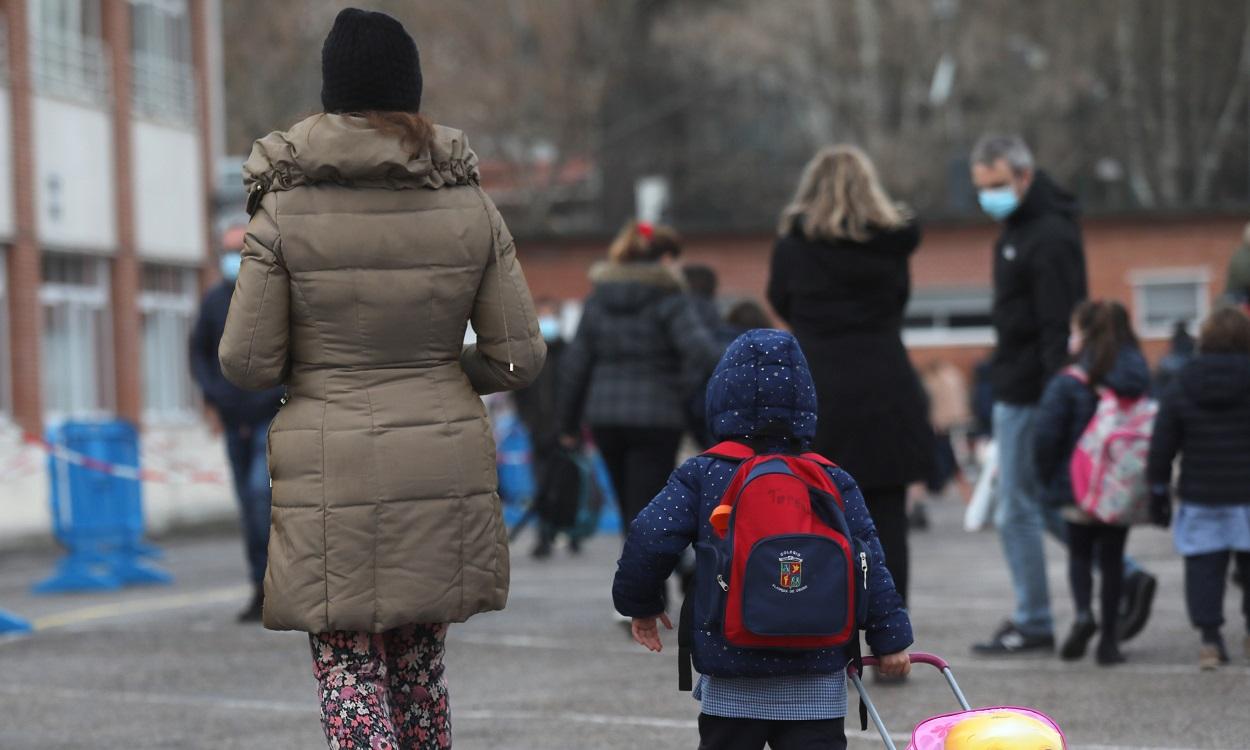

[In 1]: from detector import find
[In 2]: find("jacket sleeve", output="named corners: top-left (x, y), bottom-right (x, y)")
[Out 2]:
top-left (1033, 373), bottom-right (1075, 493)
top-left (833, 468), bottom-right (914, 656)
top-left (612, 459), bottom-right (702, 617)
top-left (663, 294), bottom-right (726, 378)
top-left (766, 242), bottom-right (792, 323)
top-left (1147, 384), bottom-right (1183, 491)
top-left (1030, 238), bottom-right (1083, 380)
top-left (555, 299), bottom-right (597, 437)
top-left (461, 191), bottom-right (546, 395)
top-left (219, 194), bottom-right (291, 391)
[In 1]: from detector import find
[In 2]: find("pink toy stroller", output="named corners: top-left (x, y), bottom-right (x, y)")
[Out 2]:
top-left (849, 653), bottom-right (1068, 750)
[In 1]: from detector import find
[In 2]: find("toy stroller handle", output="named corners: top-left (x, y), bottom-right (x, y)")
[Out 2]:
top-left (848, 652), bottom-right (972, 750)
top-left (855, 651), bottom-right (951, 671)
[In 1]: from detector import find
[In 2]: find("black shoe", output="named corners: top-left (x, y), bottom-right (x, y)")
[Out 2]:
top-left (972, 621), bottom-right (1055, 655)
top-left (908, 504), bottom-right (930, 532)
top-left (1118, 571), bottom-right (1157, 642)
top-left (237, 588), bottom-right (264, 623)
top-left (568, 537), bottom-right (582, 555)
top-left (1060, 616), bottom-right (1098, 661)
top-left (1096, 641), bottom-right (1126, 666)
top-left (531, 541), bottom-right (553, 560)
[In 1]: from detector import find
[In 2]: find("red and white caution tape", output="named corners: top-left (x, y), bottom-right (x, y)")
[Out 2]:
top-left (20, 433), bottom-right (227, 486)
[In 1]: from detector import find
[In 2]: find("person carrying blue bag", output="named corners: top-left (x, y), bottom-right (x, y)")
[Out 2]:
top-left (612, 329), bottom-right (912, 750)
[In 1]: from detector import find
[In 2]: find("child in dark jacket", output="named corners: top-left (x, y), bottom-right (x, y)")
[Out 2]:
top-left (612, 329), bottom-right (912, 750)
top-left (1147, 307), bottom-right (1250, 670)
top-left (1034, 300), bottom-right (1150, 666)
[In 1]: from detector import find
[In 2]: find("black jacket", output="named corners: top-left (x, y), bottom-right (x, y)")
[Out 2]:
top-left (514, 338), bottom-right (565, 450)
top-left (557, 262), bottom-right (724, 434)
top-left (767, 222), bottom-right (933, 488)
top-left (1034, 347), bottom-right (1151, 508)
top-left (189, 280), bottom-right (284, 428)
top-left (990, 172), bottom-right (1088, 405)
top-left (1147, 352), bottom-right (1250, 507)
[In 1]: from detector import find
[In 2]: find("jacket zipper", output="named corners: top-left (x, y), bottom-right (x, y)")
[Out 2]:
top-left (860, 551), bottom-right (868, 590)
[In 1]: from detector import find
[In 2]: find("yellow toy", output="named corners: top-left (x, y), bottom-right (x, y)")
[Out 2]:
top-left (944, 711), bottom-right (1064, 750)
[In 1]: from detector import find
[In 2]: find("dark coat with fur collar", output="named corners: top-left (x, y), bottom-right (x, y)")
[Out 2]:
top-left (558, 261), bottom-right (725, 433)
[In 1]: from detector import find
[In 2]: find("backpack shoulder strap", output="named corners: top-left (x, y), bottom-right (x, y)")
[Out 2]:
top-left (702, 441), bottom-right (757, 461)
top-left (1063, 365), bottom-right (1090, 386)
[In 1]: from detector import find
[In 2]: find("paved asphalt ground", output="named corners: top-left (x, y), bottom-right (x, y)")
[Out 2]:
top-left (1, 499), bottom-right (1247, 750)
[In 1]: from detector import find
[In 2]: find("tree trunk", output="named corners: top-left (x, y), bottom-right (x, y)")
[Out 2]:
top-left (1158, 0), bottom-right (1183, 206)
top-left (1114, 0), bottom-right (1158, 208)
top-left (1192, 0), bottom-right (1250, 206)
top-left (854, 0), bottom-right (884, 150)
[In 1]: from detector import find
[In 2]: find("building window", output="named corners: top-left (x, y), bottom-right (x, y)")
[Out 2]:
top-left (40, 253), bottom-right (114, 419)
top-left (130, 0), bottom-right (194, 123)
top-left (902, 287), bottom-right (995, 347)
top-left (139, 263), bottom-right (198, 421)
top-left (29, 0), bottom-right (110, 105)
top-left (1132, 269), bottom-right (1211, 336)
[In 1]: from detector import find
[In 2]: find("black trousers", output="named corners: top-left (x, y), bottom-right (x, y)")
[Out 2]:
top-left (698, 715), bottom-right (847, 750)
top-left (1185, 549), bottom-right (1250, 633)
top-left (1066, 522), bottom-right (1128, 640)
top-left (591, 426), bottom-right (684, 533)
top-left (862, 485), bottom-right (908, 606)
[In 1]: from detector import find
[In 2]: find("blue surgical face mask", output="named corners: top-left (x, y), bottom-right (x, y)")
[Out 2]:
top-left (978, 187), bottom-right (1019, 221)
top-left (538, 315), bottom-right (561, 341)
top-left (219, 253), bottom-right (242, 280)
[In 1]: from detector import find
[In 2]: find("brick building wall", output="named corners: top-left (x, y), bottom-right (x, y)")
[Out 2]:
top-left (517, 215), bottom-right (1246, 374)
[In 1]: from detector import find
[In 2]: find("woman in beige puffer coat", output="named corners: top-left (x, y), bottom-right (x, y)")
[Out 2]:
top-left (219, 9), bottom-right (544, 749)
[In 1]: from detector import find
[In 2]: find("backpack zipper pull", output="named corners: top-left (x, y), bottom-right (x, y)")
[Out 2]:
top-left (860, 552), bottom-right (869, 590)
top-left (716, 574), bottom-right (728, 592)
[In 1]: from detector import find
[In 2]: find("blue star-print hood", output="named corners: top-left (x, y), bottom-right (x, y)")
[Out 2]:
top-left (705, 328), bottom-right (818, 445)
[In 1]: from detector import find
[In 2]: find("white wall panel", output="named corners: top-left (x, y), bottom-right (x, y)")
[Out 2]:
top-left (133, 121), bottom-right (205, 263)
top-left (33, 96), bottom-right (117, 252)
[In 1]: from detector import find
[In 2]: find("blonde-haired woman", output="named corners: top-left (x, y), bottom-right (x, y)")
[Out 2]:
top-left (767, 145), bottom-right (932, 610)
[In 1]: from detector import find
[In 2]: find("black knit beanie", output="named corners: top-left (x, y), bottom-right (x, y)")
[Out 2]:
top-left (321, 8), bottom-right (422, 114)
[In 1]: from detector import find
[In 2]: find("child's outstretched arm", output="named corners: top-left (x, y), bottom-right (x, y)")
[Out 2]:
top-left (829, 467), bottom-right (915, 669)
top-left (612, 460), bottom-right (702, 652)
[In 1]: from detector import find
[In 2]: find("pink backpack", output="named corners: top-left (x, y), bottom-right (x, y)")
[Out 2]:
top-left (1066, 367), bottom-right (1157, 525)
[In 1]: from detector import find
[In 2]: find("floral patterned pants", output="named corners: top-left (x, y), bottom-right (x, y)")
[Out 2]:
top-left (310, 624), bottom-right (452, 750)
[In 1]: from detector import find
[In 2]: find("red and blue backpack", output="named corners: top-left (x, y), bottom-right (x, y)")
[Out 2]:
top-left (678, 440), bottom-right (869, 689)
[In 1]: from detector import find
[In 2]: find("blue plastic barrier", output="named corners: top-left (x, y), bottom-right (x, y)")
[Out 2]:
top-left (0, 610), bottom-right (31, 634)
top-left (495, 414), bottom-right (536, 524)
top-left (32, 421), bottom-right (172, 594)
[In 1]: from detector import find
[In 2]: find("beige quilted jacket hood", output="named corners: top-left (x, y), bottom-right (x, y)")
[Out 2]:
top-left (221, 113), bottom-right (545, 633)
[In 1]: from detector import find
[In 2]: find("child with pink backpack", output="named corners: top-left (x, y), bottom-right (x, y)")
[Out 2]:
top-left (1034, 300), bottom-right (1154, 666)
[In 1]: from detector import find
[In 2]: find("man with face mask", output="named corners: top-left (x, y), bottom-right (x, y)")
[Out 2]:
top-left (970, 137), bottom-right (1159, 655)
top-left (969, 135), bottom-right (1087, 654)
top-left (189, 227), bottom-right (284, 622)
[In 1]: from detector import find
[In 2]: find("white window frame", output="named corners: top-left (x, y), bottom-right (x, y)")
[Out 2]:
top-left (39, 254), bottom-right (114, 421)
top-left (130, 0), bottom-right (194, 124)
top-left (902, 287), bottom-right (996, 348)
top-left (0, 255), bottom-right (12, 421)
top-left (29, 0), bottom-right (111, 105)
top-left (138, 264), bottom-right (199, 424)
top-left (1130, 267), bottom-right (1212, 340)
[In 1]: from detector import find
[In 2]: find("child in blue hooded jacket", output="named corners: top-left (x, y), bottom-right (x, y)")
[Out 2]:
top-left (612, 329), bottom-right (913, 750)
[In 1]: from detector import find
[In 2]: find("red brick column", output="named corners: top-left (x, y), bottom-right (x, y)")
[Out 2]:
top-left (190, 0), bottom-right (216, 292)
top-left (5, 0), bottom-right (44, 435)
top-left (102, 0), bottom-right (141, 424)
